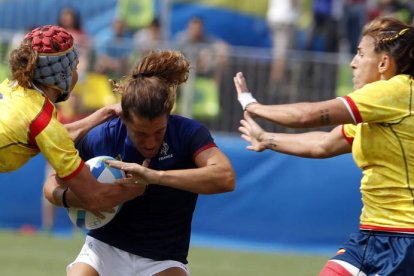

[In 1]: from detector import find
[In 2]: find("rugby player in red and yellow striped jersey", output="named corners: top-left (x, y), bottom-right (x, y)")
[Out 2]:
top-left (236, 16), bottom-right (414, 275)
top-left (0, 25), bottom-right (142, 214)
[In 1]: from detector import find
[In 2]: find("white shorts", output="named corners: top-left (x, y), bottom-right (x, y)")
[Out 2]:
top-left (67, 236), bottom-right (190, 276)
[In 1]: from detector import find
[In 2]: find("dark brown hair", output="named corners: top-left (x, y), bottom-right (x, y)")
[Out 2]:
top-left (114, 50), bottom-right (190, 121)
top-left (362, 16), bottom-right (414, 75)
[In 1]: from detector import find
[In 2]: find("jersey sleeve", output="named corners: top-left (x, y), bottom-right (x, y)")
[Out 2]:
top-left (187, 125), bottom-right (217, 160)
top-left (340, 77), bottom-right (411, 123)
top-left (35, 115), bottom-right (83, 180)
top-left (341, 124), bottom-right (356, 146)
top-left (76, 118), bottom-right (121, 161)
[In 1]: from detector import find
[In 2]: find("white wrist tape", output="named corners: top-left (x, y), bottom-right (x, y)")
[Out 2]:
top-left (238, 92), bottom-right (257, 110)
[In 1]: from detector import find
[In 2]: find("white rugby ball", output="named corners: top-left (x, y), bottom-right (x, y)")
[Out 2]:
top-left (67, 156), bottom-right (124, 230)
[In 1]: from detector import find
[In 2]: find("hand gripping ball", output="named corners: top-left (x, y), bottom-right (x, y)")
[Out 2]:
top-left (67, 156), bottom-right (124, 230)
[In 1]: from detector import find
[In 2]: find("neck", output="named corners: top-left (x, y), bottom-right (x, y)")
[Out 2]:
top-left (32, 82), bottom-right (60, 102)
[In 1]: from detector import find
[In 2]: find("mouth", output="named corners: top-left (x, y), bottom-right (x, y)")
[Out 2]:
top-left (142, 149), bottom-right (157, 157)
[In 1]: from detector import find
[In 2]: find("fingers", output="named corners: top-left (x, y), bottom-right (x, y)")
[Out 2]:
top-left (106, 160), bottom-right (138, 172)
top-left (244, 111), bottom-right (261, 129)
top-left (113, 103), bottom-right (122, 115)
top-left (244, 111), bottom-right (254, 122)
top-left (91, 211), bottom-right (106, 219)
top-left (239, 118), bottom-right (249, 129)
top-left (240, 133), bottom-right (252, 143)
top-left (233, 72), bottom-right (248, 94)
top-left (105, 159), bottom-right (124, 169)
top-left (142, 158), bottom-right (150, 168)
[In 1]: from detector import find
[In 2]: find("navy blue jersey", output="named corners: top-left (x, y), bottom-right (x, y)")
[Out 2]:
top-left (77, 115), bottom-right (216, 263)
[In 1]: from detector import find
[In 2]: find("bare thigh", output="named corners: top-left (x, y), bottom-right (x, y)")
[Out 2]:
top-left (154, 267), bottom-right (188, 276)
top-left (67, 262), bottom-right (99, 276)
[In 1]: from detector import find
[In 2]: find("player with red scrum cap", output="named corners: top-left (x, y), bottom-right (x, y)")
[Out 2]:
top-left (0, 25), bottom-right (143, 213)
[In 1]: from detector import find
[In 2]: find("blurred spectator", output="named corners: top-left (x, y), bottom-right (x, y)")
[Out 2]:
top-left (116, 0), bottom-right (155, 32)
top-left (57, 7), bottom-right (97, 116)
top-left (94, 18), bottom-right (132, 78)
top-left (175, 16), bottom-right (228, 121)
top-left (305, 0), bottom-right (343, 52)
top-left (133, 17), bottom-right (162, 52)
top-left (176, 16), bottom-right (229, 84)
top-left (58, 7), bottom-right (91, 82)
top-left (344, 0), bottom-right (368, 54)
top-left (294, 0), bottom-right (313, 50)
top-left (369, 0), bottom-right (414, 24)
top-left (267, 0), bottom-right (300, 83)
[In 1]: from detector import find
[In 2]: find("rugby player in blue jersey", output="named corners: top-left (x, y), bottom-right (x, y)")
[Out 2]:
top-left (44, 50), bottom-right (235, 276)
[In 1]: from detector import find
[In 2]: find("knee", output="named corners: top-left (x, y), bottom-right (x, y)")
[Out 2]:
top-left (319, 261), bottom-right (353, 276)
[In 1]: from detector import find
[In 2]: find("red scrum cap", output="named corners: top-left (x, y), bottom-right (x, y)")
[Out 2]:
top-left (23, 25), bottom-right (74, 54)
top-left (22, 25), bottom-right (79, 102)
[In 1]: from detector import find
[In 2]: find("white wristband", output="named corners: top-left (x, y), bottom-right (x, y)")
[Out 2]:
top-left (238, 92), bottom-right (257, 110)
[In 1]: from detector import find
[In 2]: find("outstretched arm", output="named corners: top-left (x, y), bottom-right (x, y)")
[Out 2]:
top-left (239, 111), bottom-right (351, 158)
top-left (64, 103), bottom-right (121, 143)
top-left (234, 72), bottom-right (355, 128)
top-left (106, 147), bottom-right (236, 195)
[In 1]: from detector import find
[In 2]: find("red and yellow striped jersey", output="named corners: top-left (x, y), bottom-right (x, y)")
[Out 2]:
top-left (340, 74), bottom-right (414, 232)
top-left (0, 79), bottom-right (83, 180)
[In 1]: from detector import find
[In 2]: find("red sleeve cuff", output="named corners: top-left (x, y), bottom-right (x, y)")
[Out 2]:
top-left (192, 142), bottom-right (217, 160)
top-left (343, 96), bottom-right (363, 123)
top-left (61, 160), bottom-right (85, 181)
top-left (341, 125), bottom-right (354, 146)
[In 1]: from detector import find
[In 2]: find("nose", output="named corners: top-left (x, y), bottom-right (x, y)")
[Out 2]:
top-left (350, 56), bottom-right (357, 69)
top-left (144, 135), bottom-right (157, 149)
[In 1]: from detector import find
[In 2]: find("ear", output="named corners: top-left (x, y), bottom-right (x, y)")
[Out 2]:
top-left (378, 55), bottom-right (393, 74)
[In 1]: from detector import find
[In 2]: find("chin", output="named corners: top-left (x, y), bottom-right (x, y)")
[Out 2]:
top-left (141, 152), bottom-right (156, 159)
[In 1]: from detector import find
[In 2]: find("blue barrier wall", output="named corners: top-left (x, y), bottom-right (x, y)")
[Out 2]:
top-left (0, 134), bottom-right (362, 253)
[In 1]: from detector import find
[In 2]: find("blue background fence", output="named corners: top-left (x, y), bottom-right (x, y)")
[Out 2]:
top-left (0, 134), bottom-right (362, 253)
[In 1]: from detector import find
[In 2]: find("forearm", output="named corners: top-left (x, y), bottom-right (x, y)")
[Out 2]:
top-left (64, 105), bottom-right (117, 143)
top-left (246, 99), bottom-right (350, 129)
top-left (64, 166), bottom-right (142, 211)
top-left (259, 127), bottom-right (351, 158)
top-left (43, 172), bottom-right (84, 208)
top-left (259, 131), bottom-right (330, 158)
top-left (157, 164), bottom-right (235, 194)
top-left (246, 102), bottom-right (317, 128)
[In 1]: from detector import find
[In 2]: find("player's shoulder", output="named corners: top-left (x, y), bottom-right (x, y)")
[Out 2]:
top-left (169, 115), bottom-right (203, 132)
top-left (365, 74), bottom-right (409, 92)
top-left (89, 116), bottom-right (126, 141)
top-left (169, 114), bottom-right (201, 125)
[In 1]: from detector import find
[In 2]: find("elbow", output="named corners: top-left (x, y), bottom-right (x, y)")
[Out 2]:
top-left (44, 186), bottom-right (58, 206)
top-left (309, 144), bottom-right (332, 159)
top-left (218, 170), bottom-right (236, 193)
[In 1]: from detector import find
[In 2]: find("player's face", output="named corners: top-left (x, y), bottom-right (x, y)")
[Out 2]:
top-left (123, 112), bottom-right (168, 159)
top-left (350, 35), bottom-right (382, 90)
top-left (69, 67), bottom-right (78, 92)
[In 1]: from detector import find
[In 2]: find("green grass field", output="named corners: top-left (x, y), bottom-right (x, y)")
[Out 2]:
top-left (0, 230), bottom-right (329, 275)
